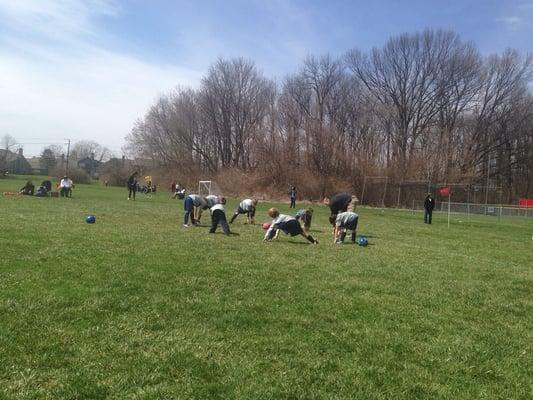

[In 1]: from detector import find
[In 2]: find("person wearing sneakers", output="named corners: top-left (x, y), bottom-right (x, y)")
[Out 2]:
top-left (263, 208), bottom-right (318, 244)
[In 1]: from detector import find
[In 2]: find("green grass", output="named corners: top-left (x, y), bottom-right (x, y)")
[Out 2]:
top-left (1, 175), bottom-right (532, 399)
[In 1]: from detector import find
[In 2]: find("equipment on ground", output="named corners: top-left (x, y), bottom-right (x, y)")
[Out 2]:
top-left (85, 214), bottom-right (96, 224)
top-left (262, 222), bottom-right (271, 230)
top-left (357, 235), bottom-right (368, 246)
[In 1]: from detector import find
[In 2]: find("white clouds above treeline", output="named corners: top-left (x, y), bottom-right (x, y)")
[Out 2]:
top-left (0, 0), bottom-right (201, 156)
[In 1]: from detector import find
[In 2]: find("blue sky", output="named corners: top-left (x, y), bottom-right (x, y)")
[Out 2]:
top-left (1, 0), bottom-right (532, 156)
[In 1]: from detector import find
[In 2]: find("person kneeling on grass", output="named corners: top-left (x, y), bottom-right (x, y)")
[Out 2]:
top-left (264, 208), bottom-right (318, 244)
top-left (331, 211), bottom-right (358, 244)
top-left (209, 197), bottom-right (230, 235)
top-left (230, 198), bottom-right (258, 224)
top-left (183, 194), bottom-right (208, 227)
top-left (295, 208), bottom-right (313, 233)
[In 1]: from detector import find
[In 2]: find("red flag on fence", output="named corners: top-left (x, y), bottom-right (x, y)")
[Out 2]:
top-left (438, 186), bottom-right (450, 197)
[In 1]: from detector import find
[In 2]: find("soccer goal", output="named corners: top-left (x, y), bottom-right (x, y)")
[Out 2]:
top-left (198, 180), bottom-right (223, 197)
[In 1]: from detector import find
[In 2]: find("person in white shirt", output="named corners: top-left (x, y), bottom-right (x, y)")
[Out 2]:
top-left (209, 197), bottom-right (230, 235)
top-left (230, 198), bottom-right (258, 224)
top-left (264, 208), bottom-right (318, 244)
top-left (334, 211), bottom-right (359, 244)
top-left (59, 176), bottom-right (73, 198)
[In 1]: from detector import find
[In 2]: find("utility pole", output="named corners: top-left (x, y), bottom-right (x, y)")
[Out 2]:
top-left (65, 139), bottom-right (70, 176)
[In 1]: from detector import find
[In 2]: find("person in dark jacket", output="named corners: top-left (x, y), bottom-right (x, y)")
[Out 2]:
top-left (20, 181), bottom-right (34, 195)
top-left (127, 171), bottom-right (138, 200)
top-left (289, 186), bottom-right (297, 208)
top-left (424, 193), bottom-right (435, 224)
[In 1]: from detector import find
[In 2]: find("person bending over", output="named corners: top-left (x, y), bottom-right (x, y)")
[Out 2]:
top-left (230, 198), bottom-right (258, 224)
top-left (333, 211), bottom-right (359, 244)
top-left (295, 208), bottom-right (313, 233)
top-left (183, 194), bottom-right (207, 227)
top-left (264, 208), bottom-right (318, 244)
top-left (209, 197), bottom-right (230, 235)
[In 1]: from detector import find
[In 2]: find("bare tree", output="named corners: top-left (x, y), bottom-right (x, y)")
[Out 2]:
top-left (71, 140), bottom-right (112, 162)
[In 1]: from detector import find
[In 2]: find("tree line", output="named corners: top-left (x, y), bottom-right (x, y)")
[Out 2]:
top-left (126, 29), bottom-right (533, 203)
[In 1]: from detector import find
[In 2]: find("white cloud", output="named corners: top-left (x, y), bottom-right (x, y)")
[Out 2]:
top-left (0, 0), bottom-right (202, 156)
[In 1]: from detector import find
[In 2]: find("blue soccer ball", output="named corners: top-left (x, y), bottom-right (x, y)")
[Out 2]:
top-left (85, 214), bottom-right (96, 224)
top-left (357, 236), bottom-right (368, 246)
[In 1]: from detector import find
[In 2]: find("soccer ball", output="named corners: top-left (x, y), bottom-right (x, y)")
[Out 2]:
top-left (357, 236), bottom-right (368, 246)
top-left (262, 222), bottom-right (271, 230)
top-left (85, 214), bottom-right (96, 224)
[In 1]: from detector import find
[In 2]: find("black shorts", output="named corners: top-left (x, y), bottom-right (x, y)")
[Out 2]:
top-left (279, 219), bottom-right (303, 236)
top-left (339, 216), bottom-right (358, 231)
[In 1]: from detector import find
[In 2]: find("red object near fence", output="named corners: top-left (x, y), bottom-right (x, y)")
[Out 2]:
top-left (519, 198), bottom-right (533, 208)
top-left (438, 187), bottom-right (451, 197)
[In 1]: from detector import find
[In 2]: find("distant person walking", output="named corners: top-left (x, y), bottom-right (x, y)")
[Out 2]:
top-left (424, 193), bottom-right (435, 224)
top-left (289, 186), bottom-right (297, 208)
top-left (127, 171), bottom-right (138, 200)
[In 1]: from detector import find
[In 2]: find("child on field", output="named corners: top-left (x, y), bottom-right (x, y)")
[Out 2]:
top-left (209, 197), bottom-right (230, 235)
top-left (230, 198), bottom-right (258, 224)
top-left (264, 208), bottom-right (318, 244)
top-left (295, 208), bottom-right (313, 233)
top-left (333, 211), bottom-right (359, 244)
top-left (183, 194), bottom-right (208, 227)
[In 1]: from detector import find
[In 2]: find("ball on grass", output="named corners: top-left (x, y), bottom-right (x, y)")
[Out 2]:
top-left (357, 235), bottom-right (368, 246)
top-left (262, 222), bottom-right (271, 230)
top-left (85, 214), bottom-right (96, 224)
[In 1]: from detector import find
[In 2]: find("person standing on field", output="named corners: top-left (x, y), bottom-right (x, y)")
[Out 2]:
top-left (127, 171), bottom-right (138, 200)
top-left (424, 193), bottom-right (435, 224)
top-left (289, 186), bottom-right (297, 208)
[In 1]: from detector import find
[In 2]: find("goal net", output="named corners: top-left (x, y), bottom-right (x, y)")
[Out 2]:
top-left (198, 180), bottom-right (223, 197)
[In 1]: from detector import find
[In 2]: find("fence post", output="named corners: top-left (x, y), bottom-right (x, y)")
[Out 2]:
top-left (499, 206), bottom-right (502, 222)
top-left (397, 184), bottom-right (401, 208)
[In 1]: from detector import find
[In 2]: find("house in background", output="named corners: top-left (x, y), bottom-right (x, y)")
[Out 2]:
top-left (0, 148), bottom-right (32, 174)
top-left (78, 154), bottom-right (102, 178)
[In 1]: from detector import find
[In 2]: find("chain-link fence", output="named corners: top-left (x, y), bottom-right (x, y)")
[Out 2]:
top-left (360, 178), bottom-right (506, 208)
top-left (412, 201), bottom-right (533, 219)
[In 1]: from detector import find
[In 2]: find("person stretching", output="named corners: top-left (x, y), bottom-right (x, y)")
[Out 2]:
top-left (264, 208), bottom-right (318, 244)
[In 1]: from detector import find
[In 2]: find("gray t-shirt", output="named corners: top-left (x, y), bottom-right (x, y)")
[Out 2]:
top-left (335, 211), bottom-right (358, 227)
top-left (188, 194), bottom-right (207, 208)
top-left (206, 195), bottom-right (219, 208)
top-left (239, 199), bottom-right (254, 212)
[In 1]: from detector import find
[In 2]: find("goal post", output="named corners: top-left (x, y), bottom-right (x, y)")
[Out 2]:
top-left (198, 180), bottom-right (223, 197)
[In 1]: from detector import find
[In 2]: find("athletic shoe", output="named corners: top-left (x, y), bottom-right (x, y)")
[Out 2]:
top-left (183, 224), bottom-right (190, 227)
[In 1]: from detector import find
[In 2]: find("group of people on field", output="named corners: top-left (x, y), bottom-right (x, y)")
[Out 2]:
top-left (178, 189), bottom-right (360, 245)
top-left (125, 172), bottom-right (437, 243)
top-left (18, 176), bottom-right (73, 197)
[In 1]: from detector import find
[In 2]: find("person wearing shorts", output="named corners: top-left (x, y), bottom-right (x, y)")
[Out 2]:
top-left (230, 198), bottom-right (258, 224)
top-left (334, 211), bottom-right (359, 244)
top-left (264, 208), bottom-right (318, 244)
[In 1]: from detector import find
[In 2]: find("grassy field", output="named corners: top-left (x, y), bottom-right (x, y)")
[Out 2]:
top-left (0, 175), bottom-right (532, 399)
